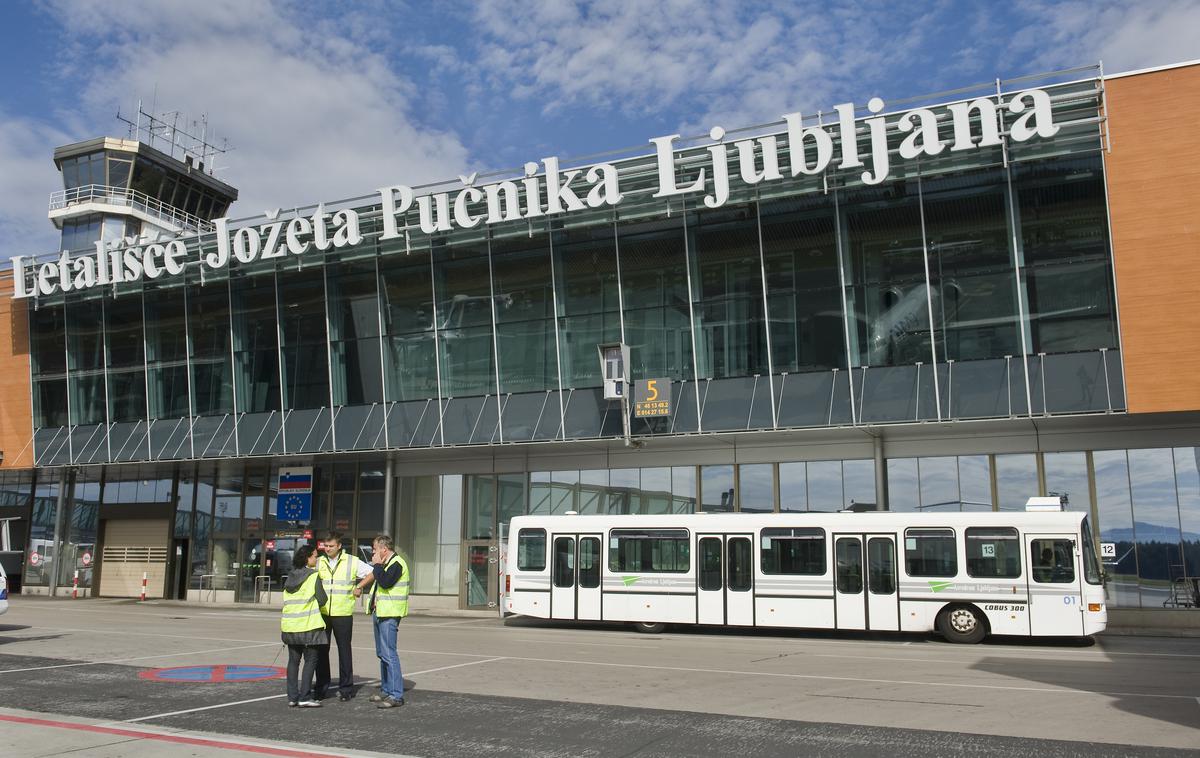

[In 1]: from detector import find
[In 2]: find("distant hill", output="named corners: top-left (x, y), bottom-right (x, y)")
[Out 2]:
top-left (1101, 522), bottom-right (1200, 543)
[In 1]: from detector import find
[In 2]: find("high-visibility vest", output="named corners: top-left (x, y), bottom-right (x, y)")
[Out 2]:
top-left (318, 552), bottom-right (357, 617)
top-left (372, 554), bottom-right (410, 618)
top-left (281, 573), bottom-right (326, 633)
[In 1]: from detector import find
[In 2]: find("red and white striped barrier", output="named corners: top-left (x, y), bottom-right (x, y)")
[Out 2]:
top-left (72, 570), bottom-right (78, 600)
top-left (139, 572), bottom-right (147, 602)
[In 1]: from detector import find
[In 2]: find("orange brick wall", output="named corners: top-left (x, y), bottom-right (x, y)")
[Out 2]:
top-left (0, 271), bottom-right (33, 468)
top-left (1106, 64), bottom-right (1200, 414)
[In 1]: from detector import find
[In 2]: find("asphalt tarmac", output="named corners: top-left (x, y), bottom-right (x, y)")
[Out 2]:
top-left (0, 598), bottom-right (1197, 757)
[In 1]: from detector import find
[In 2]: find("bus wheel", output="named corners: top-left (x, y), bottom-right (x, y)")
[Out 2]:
top-left (938, 605), bottom-right (987, 644)
top-left (634, 622), bottom-right (666, 634)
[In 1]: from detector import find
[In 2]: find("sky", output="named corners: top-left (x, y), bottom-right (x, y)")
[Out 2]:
top-left (1, 0), bottom-right (1198, 256)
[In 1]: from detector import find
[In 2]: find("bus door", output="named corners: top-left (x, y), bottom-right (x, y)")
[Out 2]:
top-left (833, 533), bottom-right (899, 631)
top-left (1026, 534), bottom-right (1084, 635)
top-left (865, 535), bottom-right (899, 631)
top-left (550, 533), bottom-right (602, 622)
top-left (696, 534), bottom-right (754, 626)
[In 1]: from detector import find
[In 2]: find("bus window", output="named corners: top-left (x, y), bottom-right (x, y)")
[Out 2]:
top-left (699, 538), bottom-right (722, 591)
top-left (579, 537), bottom-right (600, 589)
top-left (904, 528), bottom-right (957, 577)
top-left (760, 528), bottom-right (825, 575)
top-left (867, 538), bottom-right (896, 594)
top-left (608, 529), bottom-right (690, 573)
top-left (728, 538), bottom-right (752, 592)
top-left (1032, 538), bottom-right (1075, 583)
top-left (517, 529), bottom-right (546, 571)
top-left (553, 537), bottom-right (575, 588)
top-left (965, 527), bottom-right (1021, 578)
top-left (836, 538), bottom-right (863, 594)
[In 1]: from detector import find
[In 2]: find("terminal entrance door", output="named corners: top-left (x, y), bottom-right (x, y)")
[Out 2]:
top-left (462, 540), bottom-right (496, 609)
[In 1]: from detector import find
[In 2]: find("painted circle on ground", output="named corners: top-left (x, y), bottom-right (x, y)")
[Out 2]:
top-left (139, 665), bottom-right (286, 683)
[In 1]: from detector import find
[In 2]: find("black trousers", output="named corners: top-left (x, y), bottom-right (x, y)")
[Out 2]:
top-left (314, 614), bottom-right (354, 696)
top-left (286, 644), bottom-right (320, 703)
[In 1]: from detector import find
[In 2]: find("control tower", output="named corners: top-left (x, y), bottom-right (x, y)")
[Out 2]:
top-left (47, 113), bottom-right (237, 255)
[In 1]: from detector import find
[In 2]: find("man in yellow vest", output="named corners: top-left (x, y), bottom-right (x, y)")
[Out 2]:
top-left (314, 531), bottom-right (374, 701)
top-left (367, 533), bottom-right (409, 709)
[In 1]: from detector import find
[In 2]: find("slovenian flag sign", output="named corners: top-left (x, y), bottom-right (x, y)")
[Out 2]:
top-left (279, 468), bottom-right (313, 494)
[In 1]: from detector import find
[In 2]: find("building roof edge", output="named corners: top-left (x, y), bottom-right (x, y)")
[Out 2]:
top-left (1104, 58), bottom-right (1200, 80)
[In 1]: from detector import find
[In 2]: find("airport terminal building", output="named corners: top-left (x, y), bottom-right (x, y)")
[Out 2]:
top-left (0, 61), bottom-right (1196, 626)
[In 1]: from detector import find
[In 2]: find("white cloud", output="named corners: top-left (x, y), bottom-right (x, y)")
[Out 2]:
top-left (3, 0), bottom-right (470, 255)
top-left (0, 114), bottom-right (75, 258)
top-left (1009, 0), bottom-right (1200, 74)
top-left (466, 0), bottom-right (941, 132)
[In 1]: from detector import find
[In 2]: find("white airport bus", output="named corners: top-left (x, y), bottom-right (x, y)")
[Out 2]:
top-left (504, 501), bottom-right (1106, 643)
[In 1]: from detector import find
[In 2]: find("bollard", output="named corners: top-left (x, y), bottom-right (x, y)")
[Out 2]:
top-left (140, 571), bottom-right (147, 602)
top-left (72, 569), bottom-right (79, 600)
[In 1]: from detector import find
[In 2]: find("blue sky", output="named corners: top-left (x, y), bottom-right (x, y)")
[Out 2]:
top-left (1, 0), bottom-right (1198, 255)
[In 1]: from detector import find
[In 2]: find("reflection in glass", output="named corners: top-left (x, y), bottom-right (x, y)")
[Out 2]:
top-left (231, 275), bottom-right (280, 413)
top-left (738, 464), bottom-right (774, 512)
top-left (841, 182), bottom-right (931, 368)
top-left (553, 223), bottom-right (620, 388)
top-left (381, 247), bottom-right (438, 401)
top-left (995, 454), bottom-right (1037, 511)
top-left (1093, 450), bottom-right (1139, 608)
top-left (843, 460), bottom-right (875, 509)
top-left (700, 465), bottom-right (734, 512)
top-left (778, 462), bottom-right (807, 512)
top-left (189, 285), bottom-right (234, 416)
top-left (492, 232), bottom-right (558, 393)
top-left (1127, 448), bottom-right (1183, 608)
top-left (278, 268), bottom-right (329, 410)
top-left (1174, 448), bottom-right (1200, 577)
top-left (1014, 155), bottom-right (1118, 354)
top-left (886, 458), bottom-right (919, 512)
top-left (921, 169), bottom-right (1019, 362)
top-left (145, 286), bottom-right (190, 420)
top-left (619, 214), bottom-right (693, 381)
top-left (808, 461), bottom-right (843, 511)
top-left (760, 194), bottom-right (844, 373)
top-left (1044, 452), bottom-right (1090, 514)
top-left (328, 259), bottom-right (383, 406)
top-left (959, 456), bottom-right (992, 511)
top-left (688, 203), bottom-right (768, 380)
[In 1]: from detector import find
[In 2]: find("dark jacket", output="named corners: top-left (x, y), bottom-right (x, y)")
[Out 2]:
top-left (281, 566), bottom-right (329, 647)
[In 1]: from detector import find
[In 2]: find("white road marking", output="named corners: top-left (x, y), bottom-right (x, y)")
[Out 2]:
top-left (496, 655), bottom-right (1200, 701)
top-left (0, 642), bottom-right (278, 674)
top-left (121, 657), bottom-right (508, 723)
top-left (412, 618), bottom-right (496, 627)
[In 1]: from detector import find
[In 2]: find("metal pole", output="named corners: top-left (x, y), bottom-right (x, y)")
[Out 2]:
top-left (873, 434), bottom-right (888, 511)
top-left (48, 468), bottom-right (71, 596)
top-left (382, 456), bottom-right (395, 536)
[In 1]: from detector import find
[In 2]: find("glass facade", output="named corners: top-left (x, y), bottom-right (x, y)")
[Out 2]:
top-left (27, 149), bottom-right (1124, 465)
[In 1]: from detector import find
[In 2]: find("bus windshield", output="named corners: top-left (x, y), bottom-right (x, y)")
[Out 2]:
top-left (1080, 517), bottom-right (1102, 585)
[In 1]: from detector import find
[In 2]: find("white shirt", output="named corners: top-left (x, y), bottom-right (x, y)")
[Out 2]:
top-left (323, 551), bottom-right (373, 581)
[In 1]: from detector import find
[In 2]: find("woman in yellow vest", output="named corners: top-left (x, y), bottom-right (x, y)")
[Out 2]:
top-left (281, 544), bottom-right (328, 707)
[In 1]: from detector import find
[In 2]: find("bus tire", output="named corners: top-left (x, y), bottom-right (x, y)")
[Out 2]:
top-left (937, 604), bottom-right (987, 644)
top-left (634, 622), bottom-right (666, 634)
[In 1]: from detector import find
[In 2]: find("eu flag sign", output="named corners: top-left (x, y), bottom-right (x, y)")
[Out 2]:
top-left (278, 467), bottom-right (313, 522)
